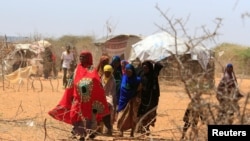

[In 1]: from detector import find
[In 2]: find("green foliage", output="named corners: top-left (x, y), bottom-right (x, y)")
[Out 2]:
top-left (238, 48), bottom-right (250, 59)
top-left (214, 43), bottom-right (247, 59)
top-left (213, 43), bottom-right (250, 75)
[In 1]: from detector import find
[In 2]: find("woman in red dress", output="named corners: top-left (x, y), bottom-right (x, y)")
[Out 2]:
top-left (48, 51), bottom-right (110, 140)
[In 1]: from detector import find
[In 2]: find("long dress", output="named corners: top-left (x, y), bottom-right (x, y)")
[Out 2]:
top-left (137, 61), bottom-right (163, 130)
top-left (117, 64), bottom-right (141, 133)
top-left (48, 64), bottom-right (110, 128)
top-left (216, 65), bottom-right (243, 124)
top-left (101, 73), bottom-right (116, 124)
top-left (110, 56), bottom-right (123, 109)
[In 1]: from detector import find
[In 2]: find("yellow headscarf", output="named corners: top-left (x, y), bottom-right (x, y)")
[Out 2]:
top-left (104, 65), bottom-right (113, 73)
top-left (103, 65), bottom-right (113, 84)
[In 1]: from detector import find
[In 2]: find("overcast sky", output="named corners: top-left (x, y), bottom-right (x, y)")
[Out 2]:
top-left (0, 0), bottom-right (249, 46)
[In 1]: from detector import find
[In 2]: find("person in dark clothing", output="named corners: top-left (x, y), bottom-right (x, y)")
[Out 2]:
top-left (181, 93), bottom-right (205, 140)
top-left (51, 52), bottom-right (58, 78)
top-left (216, 63), bottom-right (243, 124)
top-left (132, 58), bottom-right (143, 76)
top-left (110, 56), bottom-right (123, 113)
top-left (137, 61), bottom-right (163, 135)
top-left (42, 47), bottom-right (53, 79)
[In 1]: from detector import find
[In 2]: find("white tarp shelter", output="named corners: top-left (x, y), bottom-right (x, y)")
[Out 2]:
top-left (15, 39), bottom-right (51, 54)
top-left (4, 40), bottom-right (51, 73)
top-left (128, 32), bottom-right (211, 70)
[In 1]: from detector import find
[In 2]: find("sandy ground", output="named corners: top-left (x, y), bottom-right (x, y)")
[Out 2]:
top-left (0, 72), bottom-right (250, 141)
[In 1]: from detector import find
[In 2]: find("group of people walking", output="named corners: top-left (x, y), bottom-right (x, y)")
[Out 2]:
top-left (48, 50), bottom-right (163, 140)
top-left (47, 46), bottom-right (244, 140)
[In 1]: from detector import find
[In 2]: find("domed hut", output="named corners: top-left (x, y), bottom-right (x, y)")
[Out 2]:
top-left (94, 34), bottom-right (142, 60)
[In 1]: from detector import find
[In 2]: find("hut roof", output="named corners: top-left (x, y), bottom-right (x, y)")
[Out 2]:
top-left (129, 31), bottom-right (212, 70)
top-left (94, 34), bottom-right (142, 45)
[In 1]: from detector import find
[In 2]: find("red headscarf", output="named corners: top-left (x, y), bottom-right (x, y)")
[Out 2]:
top-left (96, 55), bottom-right (110, 77)
top-left (80, 51), bottom-right (93, 67)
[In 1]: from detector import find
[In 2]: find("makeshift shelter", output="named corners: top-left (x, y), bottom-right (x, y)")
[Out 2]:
top-left (95, 34), bottom-right (141, 60)
top-left (128, 31), bottom-right (215, 88)
top-left (0, 40), bottom-right (51, 75)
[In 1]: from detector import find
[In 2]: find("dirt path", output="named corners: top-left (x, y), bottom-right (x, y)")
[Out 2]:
top-left (0, 74), bottom-right (249, 140)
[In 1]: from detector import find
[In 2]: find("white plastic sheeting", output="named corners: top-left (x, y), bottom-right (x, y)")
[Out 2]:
top-left (190, 45), bottom-right (211, 70)
top-left (14, 40), bottom-right (51, 54)
top-left (128, 32), bottom-right (211, 70)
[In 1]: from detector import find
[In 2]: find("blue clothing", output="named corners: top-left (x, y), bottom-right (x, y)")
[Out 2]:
top-left (117, 64), bottom-right (141, 112)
